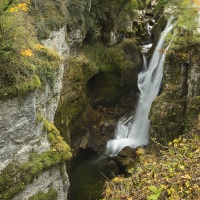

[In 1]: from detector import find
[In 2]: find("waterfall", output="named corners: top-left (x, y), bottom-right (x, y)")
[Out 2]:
top-left (106, 17), bottom-right (174, 156)
top-left (147, 24), bottom-right (153, 36)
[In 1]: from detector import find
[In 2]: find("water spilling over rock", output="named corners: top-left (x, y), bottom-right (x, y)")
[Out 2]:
top-left (106, 16), bottom-right (175, 156)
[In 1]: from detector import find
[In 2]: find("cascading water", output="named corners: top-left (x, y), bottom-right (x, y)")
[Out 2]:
top-left (106, 17), bottom-right (174, 156)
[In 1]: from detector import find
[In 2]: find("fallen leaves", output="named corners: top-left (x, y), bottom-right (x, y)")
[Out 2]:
top-left (104, 134), bottom-right (200, 199)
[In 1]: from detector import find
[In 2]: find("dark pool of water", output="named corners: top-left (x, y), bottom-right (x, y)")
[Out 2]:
top-left (68, 148), bottom-right (123, 200)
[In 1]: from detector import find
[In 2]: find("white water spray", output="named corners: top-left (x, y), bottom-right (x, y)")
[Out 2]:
top-left (106, 17), bottom-right (174, 156)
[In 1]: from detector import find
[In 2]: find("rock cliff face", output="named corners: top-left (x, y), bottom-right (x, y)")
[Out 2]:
top-left (55, 40), bottom-right (142, 150)
top-left (0, 0), bottom-right (96, 197)
top-left (0, 26), bottom-right (70, 199)
top-left (150, 40), bottom-right (200, 143)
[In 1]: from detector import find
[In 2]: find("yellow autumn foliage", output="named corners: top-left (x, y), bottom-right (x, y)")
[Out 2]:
top-left (8, 2), bottom-right (29, 13)
top-left (104, 134), bottom-right (200, 200)
top-left (20, 49), bottom-right (33, 57)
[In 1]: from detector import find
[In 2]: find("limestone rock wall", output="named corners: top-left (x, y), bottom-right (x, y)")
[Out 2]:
top-left (0, 0), bottom-right (94, 198)
top-left (0, 27), bottom-right (70, 199)
top-left (150, 47), bottom-right (200, 143)
top-left (13, 164), bottom-right (69, 200)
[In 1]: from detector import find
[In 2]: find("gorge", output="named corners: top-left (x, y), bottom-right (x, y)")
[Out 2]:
top-left (0, 0), bottom-right (200, 200)
top-left (106, 16), bottom-right (174, 156)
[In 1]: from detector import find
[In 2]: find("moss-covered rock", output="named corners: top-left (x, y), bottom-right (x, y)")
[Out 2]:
top-left (84, 41), bottom-right (142, 107)
top-left (28, 187), bottom-right (57, 200)
top-left (0, 75), bottom-right (41, 100)
top-left (55, 54), bottom-right (98, 143)
top-left (150, 34), bottom-right (200, 144)
top-left (29, 0), bottom-right (68, 40)
top-left (0, 118), bottom-right (71, 200)
top-left (55, 40), bottom-right (142, 146)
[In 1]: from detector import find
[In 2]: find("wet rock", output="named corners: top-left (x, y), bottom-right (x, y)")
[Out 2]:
top-left (80, 133), bottom-right (90, 149)
top-left (114, 146), bottom-right (137, 171)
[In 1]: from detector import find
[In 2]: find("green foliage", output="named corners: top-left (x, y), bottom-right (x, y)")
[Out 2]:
top-left (163, 0), bottom-right (200, 50)
top-left (0, 75), bottom-right (41, 99)
top-left (104, 134), bottom-right (200, 199)
top-left (68, 0), bottom-right (87, 29)
top-left (84, 0), bottom-right (140, 42)
top-left (33, 45), bottom-right (62, 86)
top-left (82, 42), bottom-right (129, 74)
top-left (148, 186), bottom-right (162, 200)
top-left (0, 7), bottom-right (33, 83)
top-left (28, 187), bottom-right (57, 200)
top-left (0, 0), bottom-right (17, 14)
top-left (29, 0), bottom-right (68, 39)
top-left (0, 2), bottom-right (62, 100)
top-left (68, 54), bottom-right (98, 83)
top-left (154, 0), bottom-right (168, 18)
top-left (0, 119), bottom-right (71, 200)
top-left (44, 119), bottom-right (71, 155)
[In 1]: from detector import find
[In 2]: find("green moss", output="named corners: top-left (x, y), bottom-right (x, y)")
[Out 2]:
top-left (56, 95), bottom-right (87, 143)
top-left (82, 43), bottom-right (122, 73)
top-left (29, 0), bottom-right (68, 40)
top-left (0, 75), bottom-right (41, 100)
top-left (79, 0), bottom-right (139, 42)
top-left (36, 114), bottom-right (43, 123)
top-left (154, 0), bottom-right (168, 19)
top-left (28, 187), bottom-right (57, 200)
top-left (0, 7), bottom-right (62, 99)
top-left (56, 39), bottom-right (141, 142)
top-left (0, 151), bottom-right (71, 200)
top-left (82, 40), bottom-right (138, 74)
top-left (55, 54), bottom-right (96, 143)
top-left (0, 7), bottom-right (35, 80)
top-left (162, 0), bottom-right (200, 51)
top-left (0, 120), bottom-right (71, 200)
top-left (34, 46), bottom-right (62, 87)
top-left (83, 40), bottom-right (140, 105)
top-left (69, 55), bottom-right (98, 84)
top-left (0, 44), bottom-right (62, 100)
top-left (0, 1), bottom-right (63, 91)
top-left (43, 119), bottom-right (71, 153)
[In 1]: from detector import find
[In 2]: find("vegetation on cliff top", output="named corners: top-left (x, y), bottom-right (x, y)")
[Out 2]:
top-left (170, 0), bottom-right (200, 50)
top-left (0, 0), bottom-right (62, 100)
